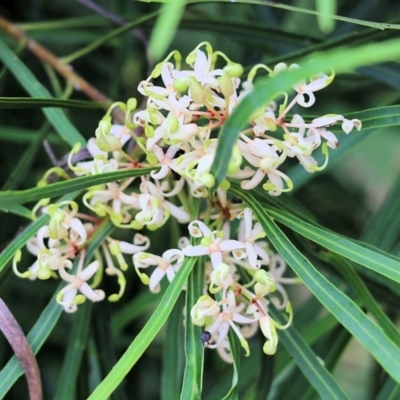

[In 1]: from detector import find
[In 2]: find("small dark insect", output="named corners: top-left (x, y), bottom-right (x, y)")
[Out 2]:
top-left (201, 331), bottom-right (212, 346)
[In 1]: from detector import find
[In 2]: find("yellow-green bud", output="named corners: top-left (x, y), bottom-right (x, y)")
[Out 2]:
top-left (220, 71), bottom-right (234, 99)
top-left (168, 117), bottom-right (180, 133)
top-left (186, 51), bottom-right (197, 65)
top-left (127, 98), bottom-right (137, 110)
top-left (146, 153), bottom-right (158, 164)
top-left (151, 63), bottom-right (163, 78)
top-left (173, 79), bottom-right (188, 93)
top-left (224, 62), bottom-right (244, 77)
top-left (200, 172), bottom-right (215, 188)
top-left (219, 180), bottom-right (231, 190)
top-left (187, 78), bottom-right (206, 104)
top-left (145, 125), bottom-right (155, 138)
top-left (227, 145), bottom-right (242, 174)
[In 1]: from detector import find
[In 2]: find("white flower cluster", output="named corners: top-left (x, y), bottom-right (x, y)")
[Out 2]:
top-left (184, 208), bottom-right (297, 359)
top-left (14, 43), bottom-right (360, 358)
top-left (13, 200), bottom-right (150, 312)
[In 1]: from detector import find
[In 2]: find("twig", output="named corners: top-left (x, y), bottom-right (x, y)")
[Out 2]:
top-left (0, 14), bottom-right (125, 123)
top-left (75, 0), bottom-right (154, 75)
top-left (0, 298), bottom-right (42, 400)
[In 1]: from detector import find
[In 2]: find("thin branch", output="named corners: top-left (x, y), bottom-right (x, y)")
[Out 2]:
top-left (75, 0), bottom-right (154, 75)
top-left (0, 298), bottom-right (42, 400)
top-left (0, 14), bottom-right (125, 123)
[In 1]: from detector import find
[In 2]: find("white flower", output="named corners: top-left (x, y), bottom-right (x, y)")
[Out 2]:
top-left (287, 63), bottom-right (335, 108)
top-left (183, 220), bottom-right (245, 268)
top-left (133, 249), bottom-right (185, 293)
top-left (232, 208), bottom-right (270, 269)
top-left (209, 263), bottom-right (234, 294)
top-left (238, 138), bottom-right (292, 195)
top-left (191, 294), bottom-right (220, 326)
top-left (57, 259), bottom-right (105, 313)
top-left (135, 180), bottom-right (190, 228)
top-left (204, 291), bottom-right (256, 356)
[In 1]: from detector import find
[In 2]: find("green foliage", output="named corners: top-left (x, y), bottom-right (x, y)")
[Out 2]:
top-left (1, 1), bottom-right (400, 399)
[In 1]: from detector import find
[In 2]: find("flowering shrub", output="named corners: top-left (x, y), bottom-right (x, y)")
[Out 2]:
top-left (2, 3), bottom-right (400, 399)
top-left (12, 43), bottom-right (361, 360)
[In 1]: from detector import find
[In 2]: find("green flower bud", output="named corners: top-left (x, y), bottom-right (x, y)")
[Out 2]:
top-left (224, 62), bottom-right (244, 77)
top-left (167, 116), bottom-right (180, 133)
top-left (220, 71), bottom-right (234, 98)
top-left (151, 63), bottom-right (163, 78)
top-left (145, 125), bottom-right (155, 138)
top-left (146, 153), bottom-right (158, 165)
top-left (173, 79), bottom-right (188, 93)
top-left (187, 78), bottom-right (206, 104)
top-left (200, 172), bottom-right (215, 188)
top-left (127, 98), bottom-right (137, 110)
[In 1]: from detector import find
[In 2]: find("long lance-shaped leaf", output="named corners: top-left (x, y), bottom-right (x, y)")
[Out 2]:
top-left (183, 0), bottom-right (400, 30)
top-left (180, 257), bottom-right (205, 400)
top-left (269, 305), bottom-right (349, 400)
top-left (230, 187), bottom-right (400, 384)
top-left (221, 330), bottom-right (240, 400)
top-left (87, 256), bottom-right (198, 400)
top-left (345, 105), bottom-right (400, 130)
top-left (362, 171), bottom-right (400, 250)
top-left (0, 167), bottom-right (157, 208)
top-left (162, 294), bottom-right (185, 400)
top-left (0, 39), bottom-right (86, 147)
top-left (210, 38), bottom-right (400, 191)
top-left (53, 301), bottom-right (93, 400)
top-left (0, 221), bottom-right (114, 397)
top-left (0, 97), bottom-right (107, 109)
top-left (260, 203), bottom-right (400, 284)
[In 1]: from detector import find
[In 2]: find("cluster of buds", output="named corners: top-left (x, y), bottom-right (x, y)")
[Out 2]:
top-left (13, 43), bottom-right (360, 358)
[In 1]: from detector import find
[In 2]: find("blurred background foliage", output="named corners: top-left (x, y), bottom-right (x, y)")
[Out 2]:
top-left (0, 1), bottom-right (399, 399)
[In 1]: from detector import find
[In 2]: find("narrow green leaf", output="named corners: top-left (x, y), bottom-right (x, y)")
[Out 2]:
top-left (347, 105), bottom-right (400, 130)
top-left (162, 294), bottom-right (185, 400)
top-left (87, 256), bottom-right (198, 400)
top-left (270, 305), bottom-right (349, 400)
top-left (0, 204), bottom-right (33, 220)
top-left (53, 301), bottom-right (93, 400)
top-left (362, 172), bottom-right (400, 250)
top-left (275, 314), bottom-right (339, 374)
top-left (149, 1), bottom-right (186, 61)
top-left (184, 0), bottom-right (400, 30)
top-left (376, 377), bottom-right (400, 400)
top-left (0, 126), bottom-right (63, 145)
top-left (257, 202), bottom-right (400, 285)
top-left (0, 39), bottom-right (86, 147)
top-left (315, 0), bottom-right (337, 33)
top-left (180, 257), bottom-right (205, 400)
top-left (62, 11), bottom-right (160, 64)
top-left (92, 301), bottom-right (128, 400)
top-left (111, 289), bottom-right (164, 336)
top-left (0, 97), bottom-right (107, 109)
top-left (290, 326), bottom-right (352, 400)
top-left (210, 38), bottom-right (400, 190)
top-left (1, 123), bottom-right (50, 191)
top-left (321, 253), bottom-right (400, 346)
top-left (230, 187), bottom-right (400, 385)
top-left (0, 167), bottom-right (157, 208)
top-left (222, 330), bottom-right (240, 400)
